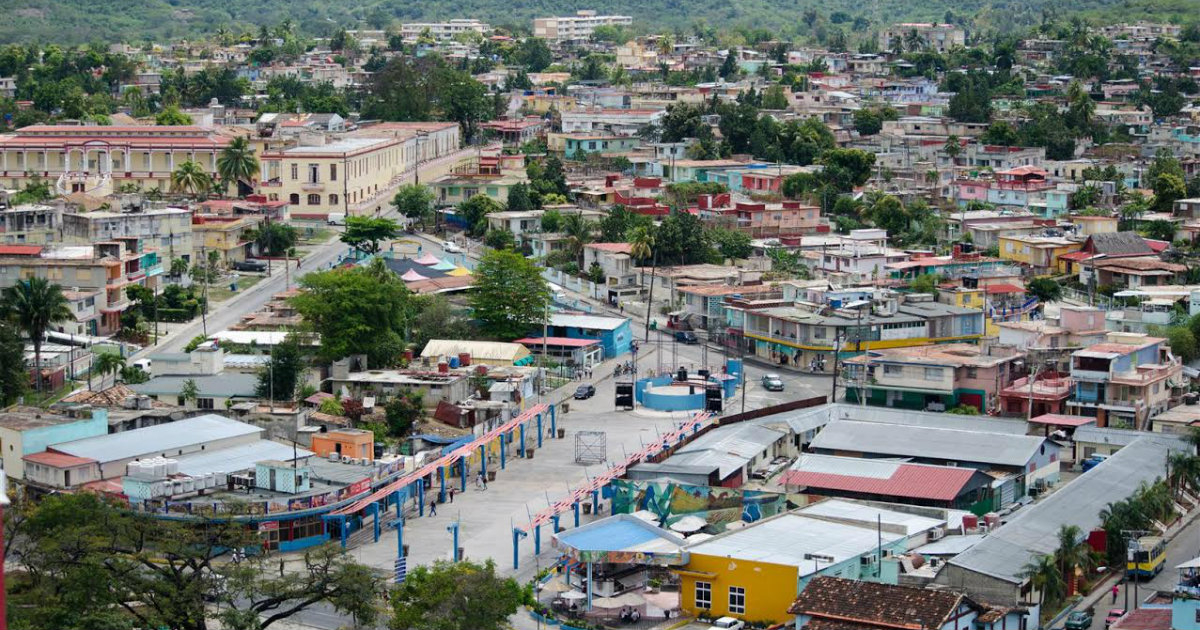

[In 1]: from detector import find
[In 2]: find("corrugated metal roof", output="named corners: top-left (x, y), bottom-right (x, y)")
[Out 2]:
top-left (173, 440), bottom-right (312, 477)
top-left (548, 313), bottom-right (628, 331)
top-left (809, 420), bottom-right (1046, 467)
top-left (420, 339), bottom-right (530, 362)
top-left (780, 454), bottom-right (980, 502)
top-left (665, 423), bottom-right (785, 479)
top-left (942, 435), bottom-right (1188, 584)
top-left (51, 414), bottom-right (261, 464)
top-left (686, 512), bottom-right (904, 571)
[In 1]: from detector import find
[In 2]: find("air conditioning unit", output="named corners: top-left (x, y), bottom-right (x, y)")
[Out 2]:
top-left (929, 527), bottom-right (946, 541)
top-left (860, 555), bottom-right (877, 565)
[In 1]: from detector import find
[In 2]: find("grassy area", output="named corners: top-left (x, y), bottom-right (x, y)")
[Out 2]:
top-left (205, 273), bottom-right (265, 303)
top-left (23, 381), bottom-right (81, 407)
top-left (297, 226), bottom-right (335, 245)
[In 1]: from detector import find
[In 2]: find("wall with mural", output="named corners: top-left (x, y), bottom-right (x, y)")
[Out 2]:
top-left (609, 478), bottom-right (807, 531)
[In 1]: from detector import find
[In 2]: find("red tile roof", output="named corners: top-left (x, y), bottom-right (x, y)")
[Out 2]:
top-left (1110, 608), bottom-right (1171, 630)
top-left (0, 245), bottom-right (43, 256)
top-left (985, 283), bottom-right (1026, 294)
top-left (23, 451), bottom-right (97, 468)
top-left (779, 461), bottom-right (977, 501)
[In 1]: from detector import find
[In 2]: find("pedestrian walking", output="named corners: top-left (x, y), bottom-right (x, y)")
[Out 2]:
top-left (1112, 584), bottom-right (1119, 603)
top-left (448, 488), bottom-right (455, 503)
top-left (429, 500), bottom-right (437, 516)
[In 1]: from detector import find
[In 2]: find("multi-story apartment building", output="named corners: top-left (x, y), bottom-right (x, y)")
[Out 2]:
top-left (260, 136), bottom-right (404, 220)
top-left (1066, 332), bottom-right (1182, 429)
top-left (533, 11), bottom-right (633, 43)
top-left (843, 343), bottom-right (1023, 412)
top-left (0, 203), bottom-right (62, 245)
top-left (399, 19), bottom-right (491, 43)
top-left (0, 125), bottom-right (229, 197)
top-left (559, 108), bottom-right (664, 136)
top-left (192, 215), bottom-right (258, 266)
top-left (0, 240), bottom-right (161, 335)
top-left (61, 206), bottom-right (193, 264)
top-left (879, 23), bottom-right (966, 53)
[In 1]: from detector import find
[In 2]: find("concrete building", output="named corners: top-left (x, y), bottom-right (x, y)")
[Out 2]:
top-left (1065, 332), bottom-right (1182, 428)
top-left (582, 242), bottom-right (639, 303)
top-left (260, 136), bottom-right (405, 219)
top-left (533, 11), bottom-right (633, 43)
top-left (544, 313), bottom-right (634, 358)
top-left (0, 125), bottom-right (229, 197)
top-left (843, 343), bottom-right (1022, 412)
top-left (62, 206), bottom-right (193, 264)
top-left (781, 454), bottom-right (996, 512)
top-left (0, 203), bottom-right (63, 245)
top-left (399, 19), bottom-right (491, 43)
top-left (310, 428), bottom-right (374, 462)
top-left (0, 407), bottom-right (108, 480)
top-left (326, 369), bottom-right (472, 408)
top-left (879, 23), bottom-right (966, 53)
top-left (628, 422), bottom-right (788, 487)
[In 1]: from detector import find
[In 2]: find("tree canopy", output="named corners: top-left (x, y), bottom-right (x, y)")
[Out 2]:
top-left (470, 249), bottom-right (550, 341)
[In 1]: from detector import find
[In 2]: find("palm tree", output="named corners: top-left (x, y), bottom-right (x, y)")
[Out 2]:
top-left (170, 160), bottom-right (213, 197)
top-left (1167, 451), bottom-right (1199, 498)
top-left (2, 278), bottom-right (71, 394)
top-left (216, 136), bottom-right (260, 198)
top-left (1019, 553), bottom-right (1064, 609)
top-left (92, 352), bottom-right (126, 391)
top-left (1054, 524), bottom-right (1097, 596)
top-left (561, 213), bottom-right (594, 269)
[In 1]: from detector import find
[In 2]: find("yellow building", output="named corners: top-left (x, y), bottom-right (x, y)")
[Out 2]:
top-left (997, 235), bottom-right (1081, 273)
top-left (260, 136), bottom-right (407, 220)
top-left (0, 125), bottom-right (229, 196)
top-left (192, 216), bottom-right (258, 265)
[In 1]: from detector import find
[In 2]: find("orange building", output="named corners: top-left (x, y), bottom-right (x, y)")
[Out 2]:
top-left (311, 429), bottom-right (374, 462)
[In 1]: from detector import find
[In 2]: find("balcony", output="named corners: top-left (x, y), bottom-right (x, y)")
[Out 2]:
top-left (301, 181), bottom-right (325, 191)
top-left (1001, 375), bottom-right (1073, 400)
top-left (1071, 369), bottom-right (1111, 382)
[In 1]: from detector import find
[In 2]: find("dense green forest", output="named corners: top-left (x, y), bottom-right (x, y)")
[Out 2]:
top-left (5, 0), bottom-right (1200, 45)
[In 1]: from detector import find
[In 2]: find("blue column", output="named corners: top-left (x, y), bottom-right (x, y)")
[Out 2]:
top-left (512, 528), bottom-right (522, 571)
top-left (573, 501), bottom-right (580, 528)
top-left (550, 404), bottom-right (557, 437)
top-left (448, 521), bottom-right (460, 562)
top-left (417, 478), bottom-right (425, 517)
top-left (371, 503), bottom-right (380, 542)
top-left (587, 562), bottom-right (594, 611)
top-left (534, 523), bottom-right (541, 555)
top-left (339, 516), bottom-right (348, 548)
top-left (591, 490), bottom-right (600, 515)
top-left (519, 423), bottom-right (526, 456)
top-left (500, 432), bottom-right (507, 469)
top-left (551, 514), bottom-right (560, 533)
top-left (439, 466), bottom-right (446, 502)
top-left (537, 413), bottom-right (544, 448)
top-left (479, 444), bottom-right (487, 476)
top-left (459, 457), bottom-right (467, 492)
top-left (392, 490), bottom-right (401, 516)
top-left (396, 513), bottom-right (404, 559)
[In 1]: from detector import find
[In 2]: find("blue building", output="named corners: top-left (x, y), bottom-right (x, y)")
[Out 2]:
top-left (542, 313), bottom-right (633, 359)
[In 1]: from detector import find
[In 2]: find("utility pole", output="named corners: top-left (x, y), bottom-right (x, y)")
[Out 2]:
top-left (200, 246), bottom-right (209, 338)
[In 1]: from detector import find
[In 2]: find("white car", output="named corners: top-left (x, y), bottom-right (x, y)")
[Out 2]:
top-left (442, 241), bottom-right (463, 253)
top-left (712, 618), bottom-right (745, 630)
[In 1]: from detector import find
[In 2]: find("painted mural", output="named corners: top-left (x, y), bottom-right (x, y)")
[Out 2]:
top-left (609, 479), bottom-right (797, 531)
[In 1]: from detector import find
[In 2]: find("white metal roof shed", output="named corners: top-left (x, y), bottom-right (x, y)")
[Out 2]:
top-left (50, 414), bottom-right (261, 464)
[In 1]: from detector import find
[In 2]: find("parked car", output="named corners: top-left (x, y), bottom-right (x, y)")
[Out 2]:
top-left (573, 384), bottom-right (596, 400)
top-left (761, 374), bottom-right (784, 391)
top-left (674, 331), bottom-right (699, 344)
top-left (442, 241), bottom-right (463, 254)
top-left (711, 618), bottom-right (746, 630)
top-left (1106, 609), bottom-right (1126, 628)
top-left (1066, 609), bottom-right (1094, 630)
top-left (232, 260), bottom-right (268, 272)
top-left (1082, 454), bottom-right (1110, 472)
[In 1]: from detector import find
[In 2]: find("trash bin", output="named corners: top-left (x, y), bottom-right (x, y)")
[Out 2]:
top-left (526, 450), bottom-right (535, 459)
top-left (557, 428), bottom-right (565, 439)
top-left (487, 470), bottom-right (496, 482)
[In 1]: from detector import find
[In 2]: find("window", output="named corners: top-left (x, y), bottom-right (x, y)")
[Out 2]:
top-left (924, 367), bottom-right (943, 380)
top-left (329, 194), bottom-right (339, 205)
top-left (289, 193), bottom-right (300, 205)
top-left (290, 164), bottom-right (298, 180)
top-left (330, 163), bottom-right (338, 181)
top-left (883, 364), bottom-right (902, 375)
top-left (728, 586), bottom-right (745, 615)
top-left (695, 582), bottom-right (711, 609)
top-left (197, 398), bottom-right (214, 410)
top-left (307, 194), bottom-right (320, 205)
top-left (967, 368), bottom-right (978, 378)
top-left (308, 163), bottom-right (319, 183)
top-left (142, 152), bottom-right (151, 169)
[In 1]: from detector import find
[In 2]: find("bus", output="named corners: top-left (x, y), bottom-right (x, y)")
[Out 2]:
top-left (1127, 536), bottom-right (1165, 579)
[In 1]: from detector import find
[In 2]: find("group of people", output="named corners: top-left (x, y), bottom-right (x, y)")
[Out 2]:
top-left (618, 607), bottom-right (641, 623)
top-left (573, 367), bottom-right (593, 380)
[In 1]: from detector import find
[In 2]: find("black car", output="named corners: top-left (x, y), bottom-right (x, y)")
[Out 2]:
top-left (232, 260), bottom-right (268, 272)
top-left (675, 331), bottom-right (699, 344)
top-left (573, 384), bottom-right (596, 399)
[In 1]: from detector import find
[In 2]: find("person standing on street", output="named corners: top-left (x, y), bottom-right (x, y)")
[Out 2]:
top-left (429, 500), bottom-right (437, 516)
top-left (1112, 584), bottom-right (1119, 603)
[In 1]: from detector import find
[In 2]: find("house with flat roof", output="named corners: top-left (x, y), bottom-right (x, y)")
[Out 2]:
top-left (676, 499), bottom-right (950, 624)
top-left (627, 423), bottom-right (788, 488)
top-left (842, 343), bottom-right (1022, 412)
top-left (1065, 332), bottom-right (1182, 428)
top-left (0, 407), bottom-right (108, 480)
top-left (544, 312), bottom-right (633, 358)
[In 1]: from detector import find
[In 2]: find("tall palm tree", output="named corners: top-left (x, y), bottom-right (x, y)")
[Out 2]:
top-left (1167, 451), bottom-right (1199, 498)
top-left (217, 136), bottom-right (260, 198)
top-left (1054, 524), bottom-right (1097, 596)
top-left (170, 160), bottom-right (213, 198)
top-left (561, 213), bottom-right (594, 269)
top-left (1019, 553), bottom-right (1064, 609)
top-left (92, 352), bottom-right (126, 391)
top-left (627, 224), bottom-right (657, 340)
top-left (2, 277), bottom-right (71, 394)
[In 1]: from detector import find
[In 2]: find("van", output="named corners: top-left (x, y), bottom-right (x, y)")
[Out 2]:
top-left (675, 331), bottom-right (699, 344)
top-left (327, 213), bottom-right (346, 226)
top-left (132, 358), bottom-right (152, 375)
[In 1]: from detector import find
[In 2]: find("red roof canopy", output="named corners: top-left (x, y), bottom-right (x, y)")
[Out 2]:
top-left (23, 451), bottom-right (97, 468)
top-left (1029, 413), bottom-right (1095, 427)
top-left (514, 337), bottom-right (601, 348)
top-left (780, 463), bottom-right (977, 502)
top-left (0, 245), bottom-right (44, 256)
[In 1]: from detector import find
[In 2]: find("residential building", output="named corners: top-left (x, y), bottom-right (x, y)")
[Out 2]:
top-left (998, 371), bottom-right (1075, 417)
top-left (62, 206), bottom-right (193, 264)
top-left (310, 428), bottom-right (374, 462)
top-left (544, 313), bottom-right (634, 358)
top-left (533, 11), bottom-right (633, 43)
top-left (0, 203), bottom-right (62, 245)
top-left (559, 108), bottom-right (664, 136)
top-left (432, 153), bottom-right (528, 207)
top-left (0, 125), bottom-right (229, 196)
top-left (790, 577), bottom-right (1025, 630)
top-left (399, 19), bottom-right (491, 43)
top-left (843, 343), bottom-right (1022, 412)
top-left (548, 133), bottom-right (642, 158)
top-left (628, 423), bottom-right (788, 487)
top-left (731, 201), bottom-right (823, 238)
top-left (582, 242), bottom-right (640, 302)
top-left (191, 215), bottom-right (257, 266)
top-left (996, 234), bottom-right (1081, 273)
top-left (0, 407), bottom-right (108, 481)
top-left (326, 369), bottom-right (472, 408)
top-left (1065, 332), bottom-right (1182, 428)
top-left (480, 118), bottom-right (545, 146)
top-left (879, 23), bottom-right (966, 53)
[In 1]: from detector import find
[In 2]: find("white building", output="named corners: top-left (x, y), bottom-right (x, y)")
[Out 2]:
top-left (400, 19), bottom-right (491, 43)
top-left (533, 11), bottom-right (633, 43)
